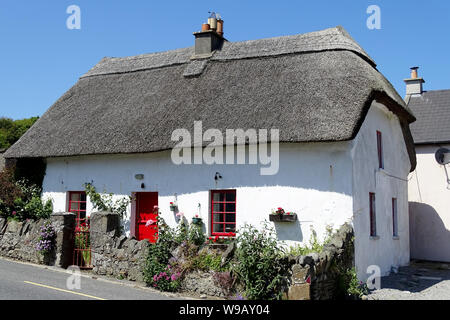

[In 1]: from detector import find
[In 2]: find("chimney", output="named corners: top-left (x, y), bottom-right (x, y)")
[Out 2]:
top-left (193, 13), bottom-right (226, 58)
top-left (404, 66), bottom-right (425, 96)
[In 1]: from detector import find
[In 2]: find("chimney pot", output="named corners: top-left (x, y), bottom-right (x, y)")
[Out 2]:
top-left (202, 23), bottom-right (210, 32)
top-left (410, 67), bottom-right (419, 79)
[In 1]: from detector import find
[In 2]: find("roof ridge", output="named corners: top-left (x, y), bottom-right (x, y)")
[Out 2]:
top-left (81, 26), bottom-right (375, 78)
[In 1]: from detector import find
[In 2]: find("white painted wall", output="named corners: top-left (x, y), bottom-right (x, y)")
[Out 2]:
top-left (351, 101), bottom-right (411, 280)
top-left (42, 143), bottom-right (354, 248)
top-left (408, 144), bottom-right (450, 262)
top-left (41, 100), bottom-right (412, 281)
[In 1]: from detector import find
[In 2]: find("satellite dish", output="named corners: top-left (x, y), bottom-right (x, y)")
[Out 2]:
top-left (435, 148), bottom-right (450, 165)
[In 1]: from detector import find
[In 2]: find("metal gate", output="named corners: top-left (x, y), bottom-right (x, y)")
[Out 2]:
top-left (73, 218), bottom-right (92, 269)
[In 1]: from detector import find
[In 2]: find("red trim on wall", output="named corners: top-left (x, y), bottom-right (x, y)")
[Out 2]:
top-left (377, 131), bottom-right (384, 169)
top-left (130, 192), bottom-right (137, 238)
top-left (210, 189), bottom-right (236, 237)
top-left (369, 192), bottom-right (377, 237)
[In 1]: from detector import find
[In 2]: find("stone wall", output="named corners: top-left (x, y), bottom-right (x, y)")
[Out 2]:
top-left (0, 150), bottom-right (5, 172)
top-left (90, 212), bottom-right (149, 282)
top-left (286, 223), bottom-right (355, 300)
top-left (0, 213), bottom-right (76, 267)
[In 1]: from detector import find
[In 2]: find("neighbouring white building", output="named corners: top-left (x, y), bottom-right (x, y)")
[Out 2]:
top-left (5, 23), bottom-right (417, 280)
top-left (406, 67), bottom-right (450, 263)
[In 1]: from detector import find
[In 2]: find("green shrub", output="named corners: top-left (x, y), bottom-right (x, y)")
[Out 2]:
top-left (191, 251), bottom-right (228, 272)
top-left (285, 225), bottom-right (334, 256)
top-left (143, 218), bottom-right (181, 292)
top-left (337, 267), bottom-right (369, 299)
top-left (188, 222), bottom-right (206, 246)
top-left (0, 169), bottom-right (52, 220)
top-left (232, 223), bottom-right (289, 300)
top-left (84, 182), bottom-right (131, 220)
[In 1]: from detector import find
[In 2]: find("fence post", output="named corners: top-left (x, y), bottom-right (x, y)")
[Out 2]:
top-left (51, 212), bottom-right (76, 268)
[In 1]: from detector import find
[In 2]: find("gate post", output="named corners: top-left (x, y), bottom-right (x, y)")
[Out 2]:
top-left (51, 212), bottom-right (76, 268)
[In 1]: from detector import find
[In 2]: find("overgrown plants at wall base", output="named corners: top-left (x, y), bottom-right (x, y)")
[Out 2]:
top-left (232, 223), bottom-right (290, 300)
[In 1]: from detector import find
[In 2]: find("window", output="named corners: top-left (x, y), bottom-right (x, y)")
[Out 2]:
top-left (68, 191), bottom-right (87, 226)
top-left (211, 190), bottom-right (236, 236)
top-left (377, 131), bottom-right (384, 169)
top-left (369, 193), bottom-right (377, 237)
top-left (392, 198), bottom-right (398, 237)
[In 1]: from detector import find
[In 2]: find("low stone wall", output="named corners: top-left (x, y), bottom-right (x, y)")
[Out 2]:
top-left (90, 212), bottom-right (150, 282)
top-left (286, 223), bottom-right (355, 300)
top-left (0, 213), bottom-right (75, 268)
top-left (0, 150), bottom-right (5, 172)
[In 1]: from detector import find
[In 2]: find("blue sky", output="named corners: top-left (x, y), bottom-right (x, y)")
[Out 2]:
top-left (1, 0), bottom-right (449, 119)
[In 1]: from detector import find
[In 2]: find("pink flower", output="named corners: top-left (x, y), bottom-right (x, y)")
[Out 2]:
top-left (176, 212), bottom-right (184, 217)
top-left (145, 219), bottom-right (156, 227)
top-left (12, 211), bottom-right (16, 216)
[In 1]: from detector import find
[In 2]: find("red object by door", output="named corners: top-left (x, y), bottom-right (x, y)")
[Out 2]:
top-left (136, 192), bottom-right (159, 243)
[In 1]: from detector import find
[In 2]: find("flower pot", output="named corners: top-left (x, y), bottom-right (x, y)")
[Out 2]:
top-left (170, 205), bottom-right (177, 212)
top-left (269, 213), bottom-right (298, 222)
top-left (192, 217), bottom-right (202, 225)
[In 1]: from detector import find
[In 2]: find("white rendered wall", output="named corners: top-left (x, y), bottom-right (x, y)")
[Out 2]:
top-left (408, 144), bottom-right (450, 262)
top-left (42, 142), bottom-right (354, 248)
top-left (351, 101), bottom-right (411, 281)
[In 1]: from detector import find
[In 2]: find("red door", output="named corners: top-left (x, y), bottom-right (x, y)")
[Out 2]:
top-left (136, 192), bottom-right (159, 243)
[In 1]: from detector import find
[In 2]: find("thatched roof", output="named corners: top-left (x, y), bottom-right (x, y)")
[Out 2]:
top-left (4, 26), bottom-right (416, 170)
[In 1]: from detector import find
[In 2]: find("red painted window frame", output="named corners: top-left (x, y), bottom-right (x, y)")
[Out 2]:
top-left (68, 191), bottom-right (87, 227)
top-left (392, 198), bottom-right (398, 237)
top-left (377, 131), bottom-right (384, 169)
top-left (210, 189), bottom-right (236, 237)
top-left (369, 193), bottom-right (377, 237)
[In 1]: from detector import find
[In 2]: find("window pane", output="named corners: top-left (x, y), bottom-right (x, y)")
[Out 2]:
top-left (80, 193), bottom-right (87, 202)
top-left (213, 224), bottom-right (223, 233)
top-left (213, 203), bottom-right (222, 213)
top-left (225, 224), bottom-right (236, 233)
top-left (70, 201), bottom-right (79, 211)
top-left (79, 212), bottom-right (86, 221)
top-left (213, 192), bottom-right (224, 202)
top-left (225, 203), bottom-right (235, 212)
top-left (70, 193), bottom-right (80, 201)
top-left (225, 214), bottom-right (235, 223)
top-left (225, 192), bottom-right (236, 202)
top-left (80, 202), bottom-right (86, 211)
top-left (213, 214), bottom-right (224, 223)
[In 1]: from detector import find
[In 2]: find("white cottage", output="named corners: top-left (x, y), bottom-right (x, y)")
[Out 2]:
top-left (406, 67), bottom-right (450, 263)
top-left (5, 24), bottom-right (417, 280)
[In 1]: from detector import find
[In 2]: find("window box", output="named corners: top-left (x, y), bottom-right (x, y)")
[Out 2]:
top-left (269, 213), bottom-right (298, 222)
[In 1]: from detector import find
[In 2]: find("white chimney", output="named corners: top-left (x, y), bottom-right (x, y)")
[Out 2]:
top-left (404, 67), bottom-right (425, 97)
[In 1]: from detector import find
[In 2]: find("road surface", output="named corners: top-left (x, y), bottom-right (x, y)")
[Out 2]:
top-left (0, 257), bottom-right (183, 300)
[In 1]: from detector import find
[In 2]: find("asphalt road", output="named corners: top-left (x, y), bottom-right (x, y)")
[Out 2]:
top-left (0, 257), bottom-right (182, 300)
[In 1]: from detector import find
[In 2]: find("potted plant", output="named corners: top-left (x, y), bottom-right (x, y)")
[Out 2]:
top-left (192, 214), bottom-right (202, 225)
top-left (269, 207), bottom-right (298, 222)
top-left (169, 201), bottom-right (178, 212)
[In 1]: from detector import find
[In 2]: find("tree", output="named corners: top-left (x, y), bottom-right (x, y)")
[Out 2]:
top-left (0, 116), bottom-right (39, 149)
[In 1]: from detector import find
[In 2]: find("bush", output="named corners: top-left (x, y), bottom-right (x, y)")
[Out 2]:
top-left (0, 169), bottom-right (52, 220)
top-left (0, 168), bottom-right (23, 215)
top-left (143, 218), bottom-right (182, 292)
top-left (187, 222), bottom-right (205, 246)
top-left (285, 225), bottom-right (334, 256)
top-left (84, 182), bottom-right (131, 219)
top-left (190, 251), bottom-right (227, 272)
top-left (232, 223), bottom-right (289, 300)
top-left (337, 267), bottom-right (369, 299)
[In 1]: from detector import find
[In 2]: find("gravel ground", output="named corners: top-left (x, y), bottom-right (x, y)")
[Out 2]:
top-left (367, 260), bottom-right (450, 300)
